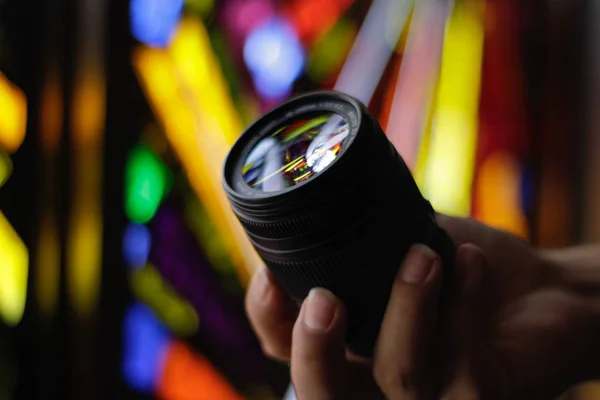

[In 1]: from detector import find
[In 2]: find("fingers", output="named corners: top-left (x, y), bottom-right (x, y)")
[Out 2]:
top-left (373, 245), bottom-right (443, 400)
top-left (439, 244), bottom-right (486, 400)
top-left (453, 244), bottom-right (485, 298)
top-left (291, 288), bottom-right (349, 400)
top-left (245, 267), bottom-right (297, 361)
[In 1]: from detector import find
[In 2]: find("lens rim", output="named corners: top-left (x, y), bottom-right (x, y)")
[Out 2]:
top-left (223, 91), bottom-right (363, 203)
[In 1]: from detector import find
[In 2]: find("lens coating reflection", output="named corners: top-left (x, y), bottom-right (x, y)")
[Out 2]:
top-left (242, 113), bottom-right (350, 192)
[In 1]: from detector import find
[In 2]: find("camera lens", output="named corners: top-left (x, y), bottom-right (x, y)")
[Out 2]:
top-left (223, 91), bottom-right (455, 357)
top-left (242, 113), bottom-right (350, 192)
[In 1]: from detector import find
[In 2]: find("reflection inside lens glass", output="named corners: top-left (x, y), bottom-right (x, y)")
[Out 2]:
top-left (242, 113), bottom-right (350, 192)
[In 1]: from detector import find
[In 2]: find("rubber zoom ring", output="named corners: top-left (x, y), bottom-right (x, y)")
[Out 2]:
top-left (236, 213), bottom-right (325, 239)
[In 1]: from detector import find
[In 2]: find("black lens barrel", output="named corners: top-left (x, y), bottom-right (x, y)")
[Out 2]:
top-left (223, 91), bottom-right (455, 357)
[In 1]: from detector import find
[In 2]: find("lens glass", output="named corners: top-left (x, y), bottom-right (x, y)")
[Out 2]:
top-left (242, 113), bottom-right (350, 192)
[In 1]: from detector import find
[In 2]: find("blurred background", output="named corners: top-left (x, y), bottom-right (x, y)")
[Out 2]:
top-left (1, 0), bottom-right (599, 398)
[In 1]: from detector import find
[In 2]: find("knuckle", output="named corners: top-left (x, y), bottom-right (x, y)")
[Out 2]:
top-left (244, 287), bottom-right (258, 316)
top-left (373, 362), bottom-right (416, 398)
top-left (244, 291), bottom-right (271, 328)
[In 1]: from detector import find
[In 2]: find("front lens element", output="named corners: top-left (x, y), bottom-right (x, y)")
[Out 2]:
top-left (242, 113), bottom-right (350, 192)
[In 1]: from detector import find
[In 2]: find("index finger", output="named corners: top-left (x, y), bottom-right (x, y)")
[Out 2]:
top-left (245, 267), bottom-right (297, 361)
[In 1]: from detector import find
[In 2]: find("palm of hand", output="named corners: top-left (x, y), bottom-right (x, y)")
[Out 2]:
top-left (438, 215), bottom-right (592, 399)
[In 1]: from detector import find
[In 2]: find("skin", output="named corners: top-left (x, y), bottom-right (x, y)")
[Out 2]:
top-left (245, 214), bottom-right (600, 399)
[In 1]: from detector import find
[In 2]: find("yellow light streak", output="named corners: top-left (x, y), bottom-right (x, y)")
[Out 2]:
top-left (413, 110), bottom-right (434, 191)
top-left (285, 159), bottom-right (305, 173)
top-left (421, 0), bottom-right (484, 216)
top-left (252, 155), bottom-right (304, 187)
top-left (132, 18), bottom-right (262, 285)
top-left (130, 264), bottom-right (199, 337)
top-left (294, 171), bottom-right (311, 182)
top-left (270, 126), bottom-right (287, 138)
top-left (0, 211), bottom-right (29, 327)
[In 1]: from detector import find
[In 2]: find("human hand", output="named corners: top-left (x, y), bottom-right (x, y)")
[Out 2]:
top-left (245, 215), bottom-right (600, 399)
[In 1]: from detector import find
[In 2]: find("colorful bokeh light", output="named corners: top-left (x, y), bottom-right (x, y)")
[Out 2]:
top-left (185, 0), bottom-right (214, 17)
top-left (0, 71), bottom-right (27, 154)
top-left (221, 0), bottom-right (275, 39)
top-left (307, 19), bottom-right (357, 83)
top-left (0, 151), bottom-right (13, 188)
top-left (122, 223), bottom-right (152, 269)
top-left (283, 0), bottom-right (354, 44)
top-left (130, 0), bottom-right (184, 48)
top-left (419, 1), bottom-right (484, 216)
top-left (157, 341), bottom-right (244, 400)
top-left (36, 213), bottom-right (61, 318)
top-left (122, 303), bottom-right (171, 394)
top-left (474, 152), bottom-right (528, 238)
top-left (125, 145), bottom-right (171, 224)
top-left (130, 264), bottom-right (199, 337)
top-left (0, 211), bottom-right (29, 327)
top-left (244, 18), bottom-right (305, 100)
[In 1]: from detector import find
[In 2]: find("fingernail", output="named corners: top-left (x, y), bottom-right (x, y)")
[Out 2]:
top-left (400, 244), bottom-right (438, 284)
top-left (254, 267), bottom-right (272, 304)
top-left (304, 288), bottom-right (337, 331)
